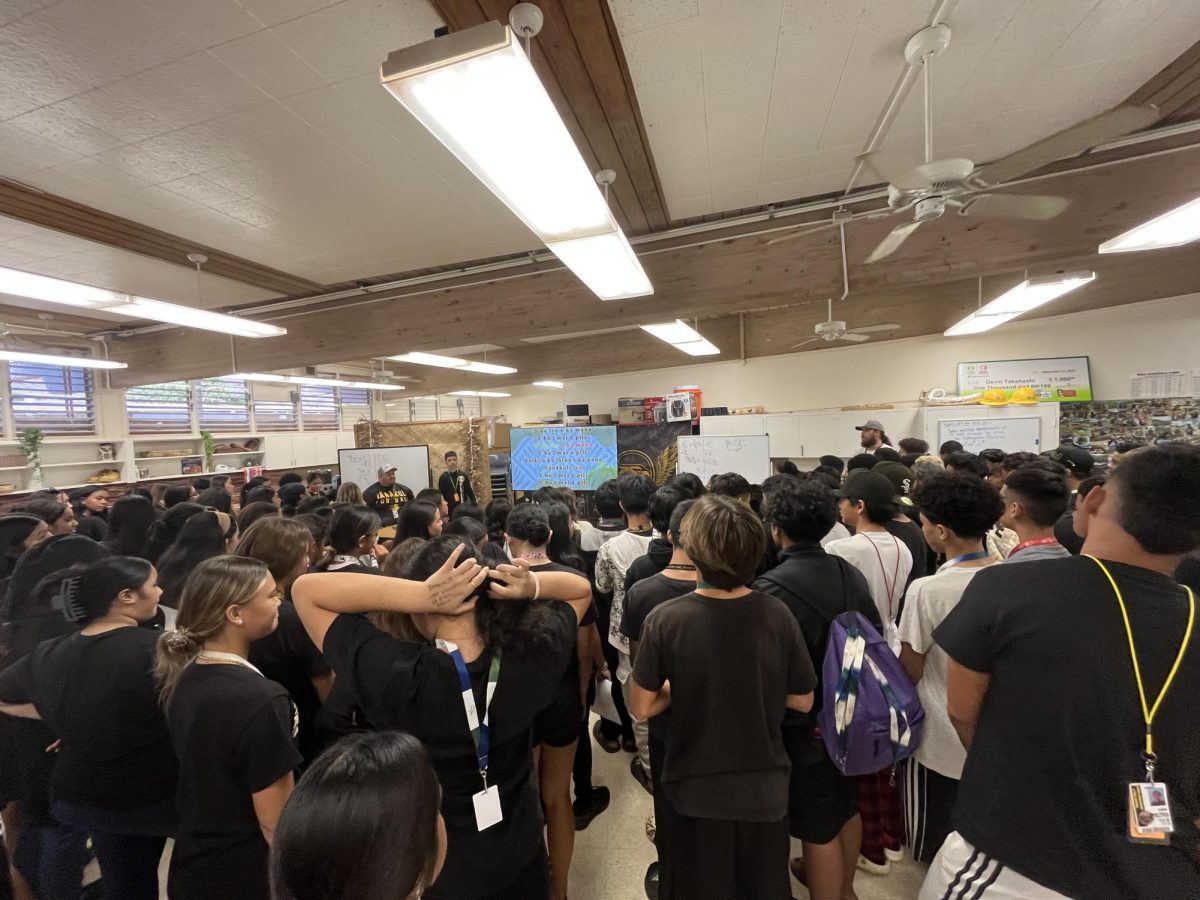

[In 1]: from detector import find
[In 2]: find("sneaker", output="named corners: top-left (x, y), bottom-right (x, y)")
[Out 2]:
top-left (644, 813), bottom-right (656, 844)
top-left (884, 846), bottom-right (904, 862)
top-left (630, 756), bottom-right (653, 795)
top-left (592, 719), bottom-right (621, 754)
top-left (621, 736), bottom-right (638, 754)
top-left (644, 862), bottom-right (659, 900)
top-left (856, 854), bottom-right (891, 876)
top-left (573, 786), bottom-right (611, 831)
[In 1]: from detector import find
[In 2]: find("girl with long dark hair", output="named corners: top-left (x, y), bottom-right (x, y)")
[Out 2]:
top-left (156, 511), bottom-right (240, 609)
top-left (312, 506), bottom-right (383, 573)
top-left (397, 501), bottom-right (443, 542)
top-left (0, 557), bottom-right (177, 900)
top-left (102, 494), bottom-right (158, 559)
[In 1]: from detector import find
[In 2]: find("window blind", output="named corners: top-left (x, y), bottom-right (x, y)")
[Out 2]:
top-left (339, 387), bottom-right (372, 430)
top-left (9, 362), bottom-right (95, 435)
top-left (196, 377), bottom-right (250, 431)
top-left (300, 385), bottom-right (338, 431)
top-left (125, 381), bottom-right (192, 434)
top-left (254, 399), bottom-right (298, 432)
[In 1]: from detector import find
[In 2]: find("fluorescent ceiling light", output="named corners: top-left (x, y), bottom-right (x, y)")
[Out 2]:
top-left (387, 352), bottom-right (516, 375)
top-left (380, 22), bottom-right (652, 301)
top-left (533, 380), bottom-right (564, 388)
top-left (1099, 196), bottom-right (1200, 253)
top-left (237, 373), bottom-right (405, 391)
top-left (640, 320), bottom-right (721, 356)
top-left (545, 231), bottom-right (652, 301)
top-left (450, 389), bottom-right (511, 398)
top-left (944, 272), bottom-right (1096, 337)
top-left (0, 349), bottom-right (126, 369)
top-left (0, 266), bottom-right (285, 338)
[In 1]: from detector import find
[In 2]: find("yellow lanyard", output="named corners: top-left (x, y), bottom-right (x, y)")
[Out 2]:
top-left (1086, 555), bottom-right (1195, 773)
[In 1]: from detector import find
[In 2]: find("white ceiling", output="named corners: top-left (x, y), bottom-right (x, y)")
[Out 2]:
top-left (612, 0), bottom-right (1200, 218)
top-left (0, 0), bottom-right (538, 284)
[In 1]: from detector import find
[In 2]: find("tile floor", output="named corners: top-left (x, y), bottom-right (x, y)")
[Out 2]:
top-left (569, 718), bottom-right (928, 900)
top-left (131, 719), bottom-right (927, 899)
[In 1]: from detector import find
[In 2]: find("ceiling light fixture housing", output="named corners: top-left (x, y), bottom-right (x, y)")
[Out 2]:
top-left (0, 266), bottom-right (285, 338)
top-left (237, 372), bottom-right (405, 390)
top-left (640, 319), bottom-right (720, 356)
top-left (1098, 196), bottom-right (1200, 253)
top-left (0, 349), bottom-right (127, 369)
top-left (450, 389), bottom-right (511, 398)
top-left (532, 380), bottom-right (564, 388)
top-left (387, 352), bottom-right (517, 375)
top-left (944, 271), bottom-right (1096, 336)
top-left (380, 21), bottom-right (652, 301)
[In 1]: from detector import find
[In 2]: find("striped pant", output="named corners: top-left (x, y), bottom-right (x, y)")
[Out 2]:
top-left (919, 832), bottom-right (1071, 900)
top-left (901, 759), bottom-right (958, 865)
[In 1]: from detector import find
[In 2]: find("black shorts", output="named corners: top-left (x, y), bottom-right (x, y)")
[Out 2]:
top-left (783, 724), bottom-right (858, 844)
top-left (533, 677), bottom-right (582, 748)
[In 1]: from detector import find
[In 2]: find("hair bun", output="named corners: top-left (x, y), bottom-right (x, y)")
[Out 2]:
top-left (161, 628), bottom-right (198, 653)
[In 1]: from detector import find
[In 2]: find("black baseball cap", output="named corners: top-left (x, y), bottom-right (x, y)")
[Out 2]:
top-left (873, 461), bottom-right (916, 507)
top-left (834, 471), bottom-right (901, 507)
top-left (1049, 444), bottom-right (1095, 475)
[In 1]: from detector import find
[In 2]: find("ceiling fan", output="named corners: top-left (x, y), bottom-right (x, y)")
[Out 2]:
top-left (792, 223), bottom-right (900, 349)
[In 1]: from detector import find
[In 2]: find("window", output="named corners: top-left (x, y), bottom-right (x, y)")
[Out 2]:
top-left (439, 394), bottom-right (481, 419)
top-left (254, 399), bottom-right (298, 432)
top-left (125, 381), bottom-right (192, 434)
top-left (10, 362), bottom-right (95, 435)
top-left (196, 377), bottom-right (250, 431)
top-left (300, 385), bottom-right (338, 431)
top-left (339, 387), bottom-right (372, 430)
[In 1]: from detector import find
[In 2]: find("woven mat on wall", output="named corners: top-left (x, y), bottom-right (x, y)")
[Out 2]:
top-left (354, 419), bottom-right (492, 506)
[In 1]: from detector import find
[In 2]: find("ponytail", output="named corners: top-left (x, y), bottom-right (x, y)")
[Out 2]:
top-left (155, 555), bottom-right (268, 706)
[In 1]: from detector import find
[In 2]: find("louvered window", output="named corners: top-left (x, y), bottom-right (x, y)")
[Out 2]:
top-left (126, 381), bottom-right (192, 434)
top-left (339, 388), bottom-right (372, 430)
top-left (196, 377), bottom-right (250, 431)
top-left (10, 362), bottom-right (95, 435)
top-left (300, 385), bottom-right (338, 431)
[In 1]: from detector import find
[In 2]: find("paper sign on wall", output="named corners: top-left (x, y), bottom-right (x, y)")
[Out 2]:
top-left (957, 357), bottom-right (1091, 404)
top-left (1128, 370), bottom-right (1200, 400)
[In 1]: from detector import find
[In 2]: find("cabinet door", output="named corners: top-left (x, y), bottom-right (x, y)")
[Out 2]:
top-left (264, 436), bottom-right (294, 470)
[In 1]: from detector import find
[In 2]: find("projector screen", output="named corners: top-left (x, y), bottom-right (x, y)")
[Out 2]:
top-left (511, 425), bottom-right (618, 491)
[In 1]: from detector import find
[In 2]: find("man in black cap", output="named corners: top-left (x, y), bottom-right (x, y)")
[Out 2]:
top-left (1048, 444), bottom-right (1095, 554)
top-left (362, 465), bottom-right (413, 527)
top-left (855, 419), bottom-right (895, 455)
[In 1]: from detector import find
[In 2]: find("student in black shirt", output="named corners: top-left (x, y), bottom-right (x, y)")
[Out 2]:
top-left (238, 519), bottom-right (333, 765)
top-left (399, 500), bottom-right (444, 542)
top-left (0, 557), bottom-right (177, 900)
top-left (156, 511), bottom-right (240, 609)
top-left (631, 494), bottom-right (816, 900)
top-left (0, 515), bottom-right (49, 580)
top-left (924, 444), bottom-right (1200, 899)
top-left (313, 505), bottom-right (384, 573)
top-left (155, 556), bottom-right (302, 900)
top-left (623, 486), bottom-right (685, 594)
top-left (438, 450), bottom-right (476, 515)
top-left (874, 461), bottom-right (930, 586)
top-left (271, 731), bottom-right (447, 900)
top-left (754, 478), bottom-right (879, 900)
top-left (362, 465), bottom-right (414, 527)
top-left (68, 486), bottom-right (109, 542)
top-left (101, 494), bottom-right (157, 559)
top-left (292, 539), bottom-right (591, 900)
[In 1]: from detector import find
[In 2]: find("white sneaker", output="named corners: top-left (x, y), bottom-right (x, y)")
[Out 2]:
top-left (884, 847), bottom-right (904, 862)
top-left (856, 854), bottom-right (891, 876)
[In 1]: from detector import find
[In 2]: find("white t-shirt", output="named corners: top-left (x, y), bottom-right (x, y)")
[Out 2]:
top-left (595, 529), bottom-right (653, 657)
top-left (820, 521), bottom-right (851, 547)
top-left (898, 564), bottom-right (989, 779)
top-left (825, 530), bottom-right (913, 651)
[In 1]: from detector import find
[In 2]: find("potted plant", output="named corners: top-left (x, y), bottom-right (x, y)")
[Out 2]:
top-left (18, 427), bottom-right (44, 489)
top-left (201, 430), bottom-right (215, 473)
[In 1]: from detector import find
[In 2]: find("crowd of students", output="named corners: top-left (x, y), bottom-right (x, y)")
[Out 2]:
top-left (0, 434), bottom-right (1196, 900)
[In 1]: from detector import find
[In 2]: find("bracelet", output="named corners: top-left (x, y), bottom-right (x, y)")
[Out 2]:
top-left (531, 571), bottom-right (541, 602)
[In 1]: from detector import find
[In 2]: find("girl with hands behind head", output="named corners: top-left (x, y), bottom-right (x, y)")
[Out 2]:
top-left (292, 539), bottom-right (589, 900)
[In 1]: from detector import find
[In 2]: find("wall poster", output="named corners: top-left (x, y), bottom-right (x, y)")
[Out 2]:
top-left (957, 357), bottom-right (1092, 403)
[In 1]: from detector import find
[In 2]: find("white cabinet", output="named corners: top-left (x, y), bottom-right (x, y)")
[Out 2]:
top-left (264, 436), bottom-right (295, 469)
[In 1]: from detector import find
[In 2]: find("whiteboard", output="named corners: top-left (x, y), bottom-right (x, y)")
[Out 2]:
top-left (677, 435), bottom-right (772, 484)
top-left (937, 418), bottom-right (1042, 454)
top-left (337, 445), bottom-right (431, 492)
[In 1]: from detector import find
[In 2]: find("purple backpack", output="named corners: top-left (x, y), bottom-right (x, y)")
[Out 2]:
top-left (818, 611), bottom-right (925, 776)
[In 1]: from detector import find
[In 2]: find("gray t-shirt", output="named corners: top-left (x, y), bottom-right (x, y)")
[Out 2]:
top-left (633, 590), bottom-right (815, 822)
top-left (1002, 542), bottom-right (1073, 564)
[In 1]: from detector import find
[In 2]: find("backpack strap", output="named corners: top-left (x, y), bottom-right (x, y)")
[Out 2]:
top-left (861, 652), bottom-right (916, 765)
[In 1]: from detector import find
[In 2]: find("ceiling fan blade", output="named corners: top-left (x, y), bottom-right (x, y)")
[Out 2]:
top-left (974, 103), bottom-right (1160, 186)
top-left (846, 323), bottom-right (901, 334)
top-left (839, 332), bottom-right (871, 343)
top-left (790, 338), bottom-right (822, 349)
top-left (864, 221), bottom-right (922, 264)
top-left (766, 219), bottom-right (841, 246)
top-left (857, 151), bottom-right (931, 191)
top-left (961, 193), bottom-right (1070, 220)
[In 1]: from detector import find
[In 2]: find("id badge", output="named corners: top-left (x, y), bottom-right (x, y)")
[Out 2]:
top-left (1127, 782), bottom-right (1173, 844)
top-left (473, 785), bottom-right (503, 831)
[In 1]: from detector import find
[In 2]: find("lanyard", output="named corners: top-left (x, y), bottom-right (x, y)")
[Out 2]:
top-left (1010, 536), bottom-right (1060, 557)
top-left (1085, 555), bottom-right (1195, 778)
top-left (438, 640), bottom-right (501, 788)
top-left (865, 533), bottom-right (902, 620)
top-left (942, 549), bottom-right (990, 568)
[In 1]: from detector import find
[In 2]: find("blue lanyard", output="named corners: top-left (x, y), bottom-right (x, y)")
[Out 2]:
top-left (440, 642), bottom-right (500, 784)
top-left (942, 549), bottom-right (990, 568)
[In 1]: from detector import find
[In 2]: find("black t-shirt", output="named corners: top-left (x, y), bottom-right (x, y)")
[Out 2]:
top-left (322, 605), bottom-right (577, 900)
top-left (166, 664), bottom-right (300, 900)
top-left (884, 517), bottom-right (928, 586)
top-left (75, 515), bottom-right (108, 542)
top-left (623, 539), bottom-right (673, 595)
top-left (0, 627), bottom-right (177, 810)
top-left (438, 470), bottom-right (475, 512)
top-left (362, 481), bottom-right (414, 526)
top-left (934, 556), bottom-right (1200, 898)
top-left (619, 571), bottom-right (696, 741)
top-left (249, 600), bottom-right (330, 763)
top-left (754, 543), bottom-right (880, 728)
top-left (633, 590), bottom-right (815, 822)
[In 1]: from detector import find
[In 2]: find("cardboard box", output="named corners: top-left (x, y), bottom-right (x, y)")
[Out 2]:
top-left (642, 396), bottom-right (668, 424)
top-left (590, 414), bottom-right (614, 425)
top-left (618, 407), bottom-right (645, 425)
top-left (493, 422), bottom-right (512, 449)
top-left (618, 397), bottom-right (646, 408)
